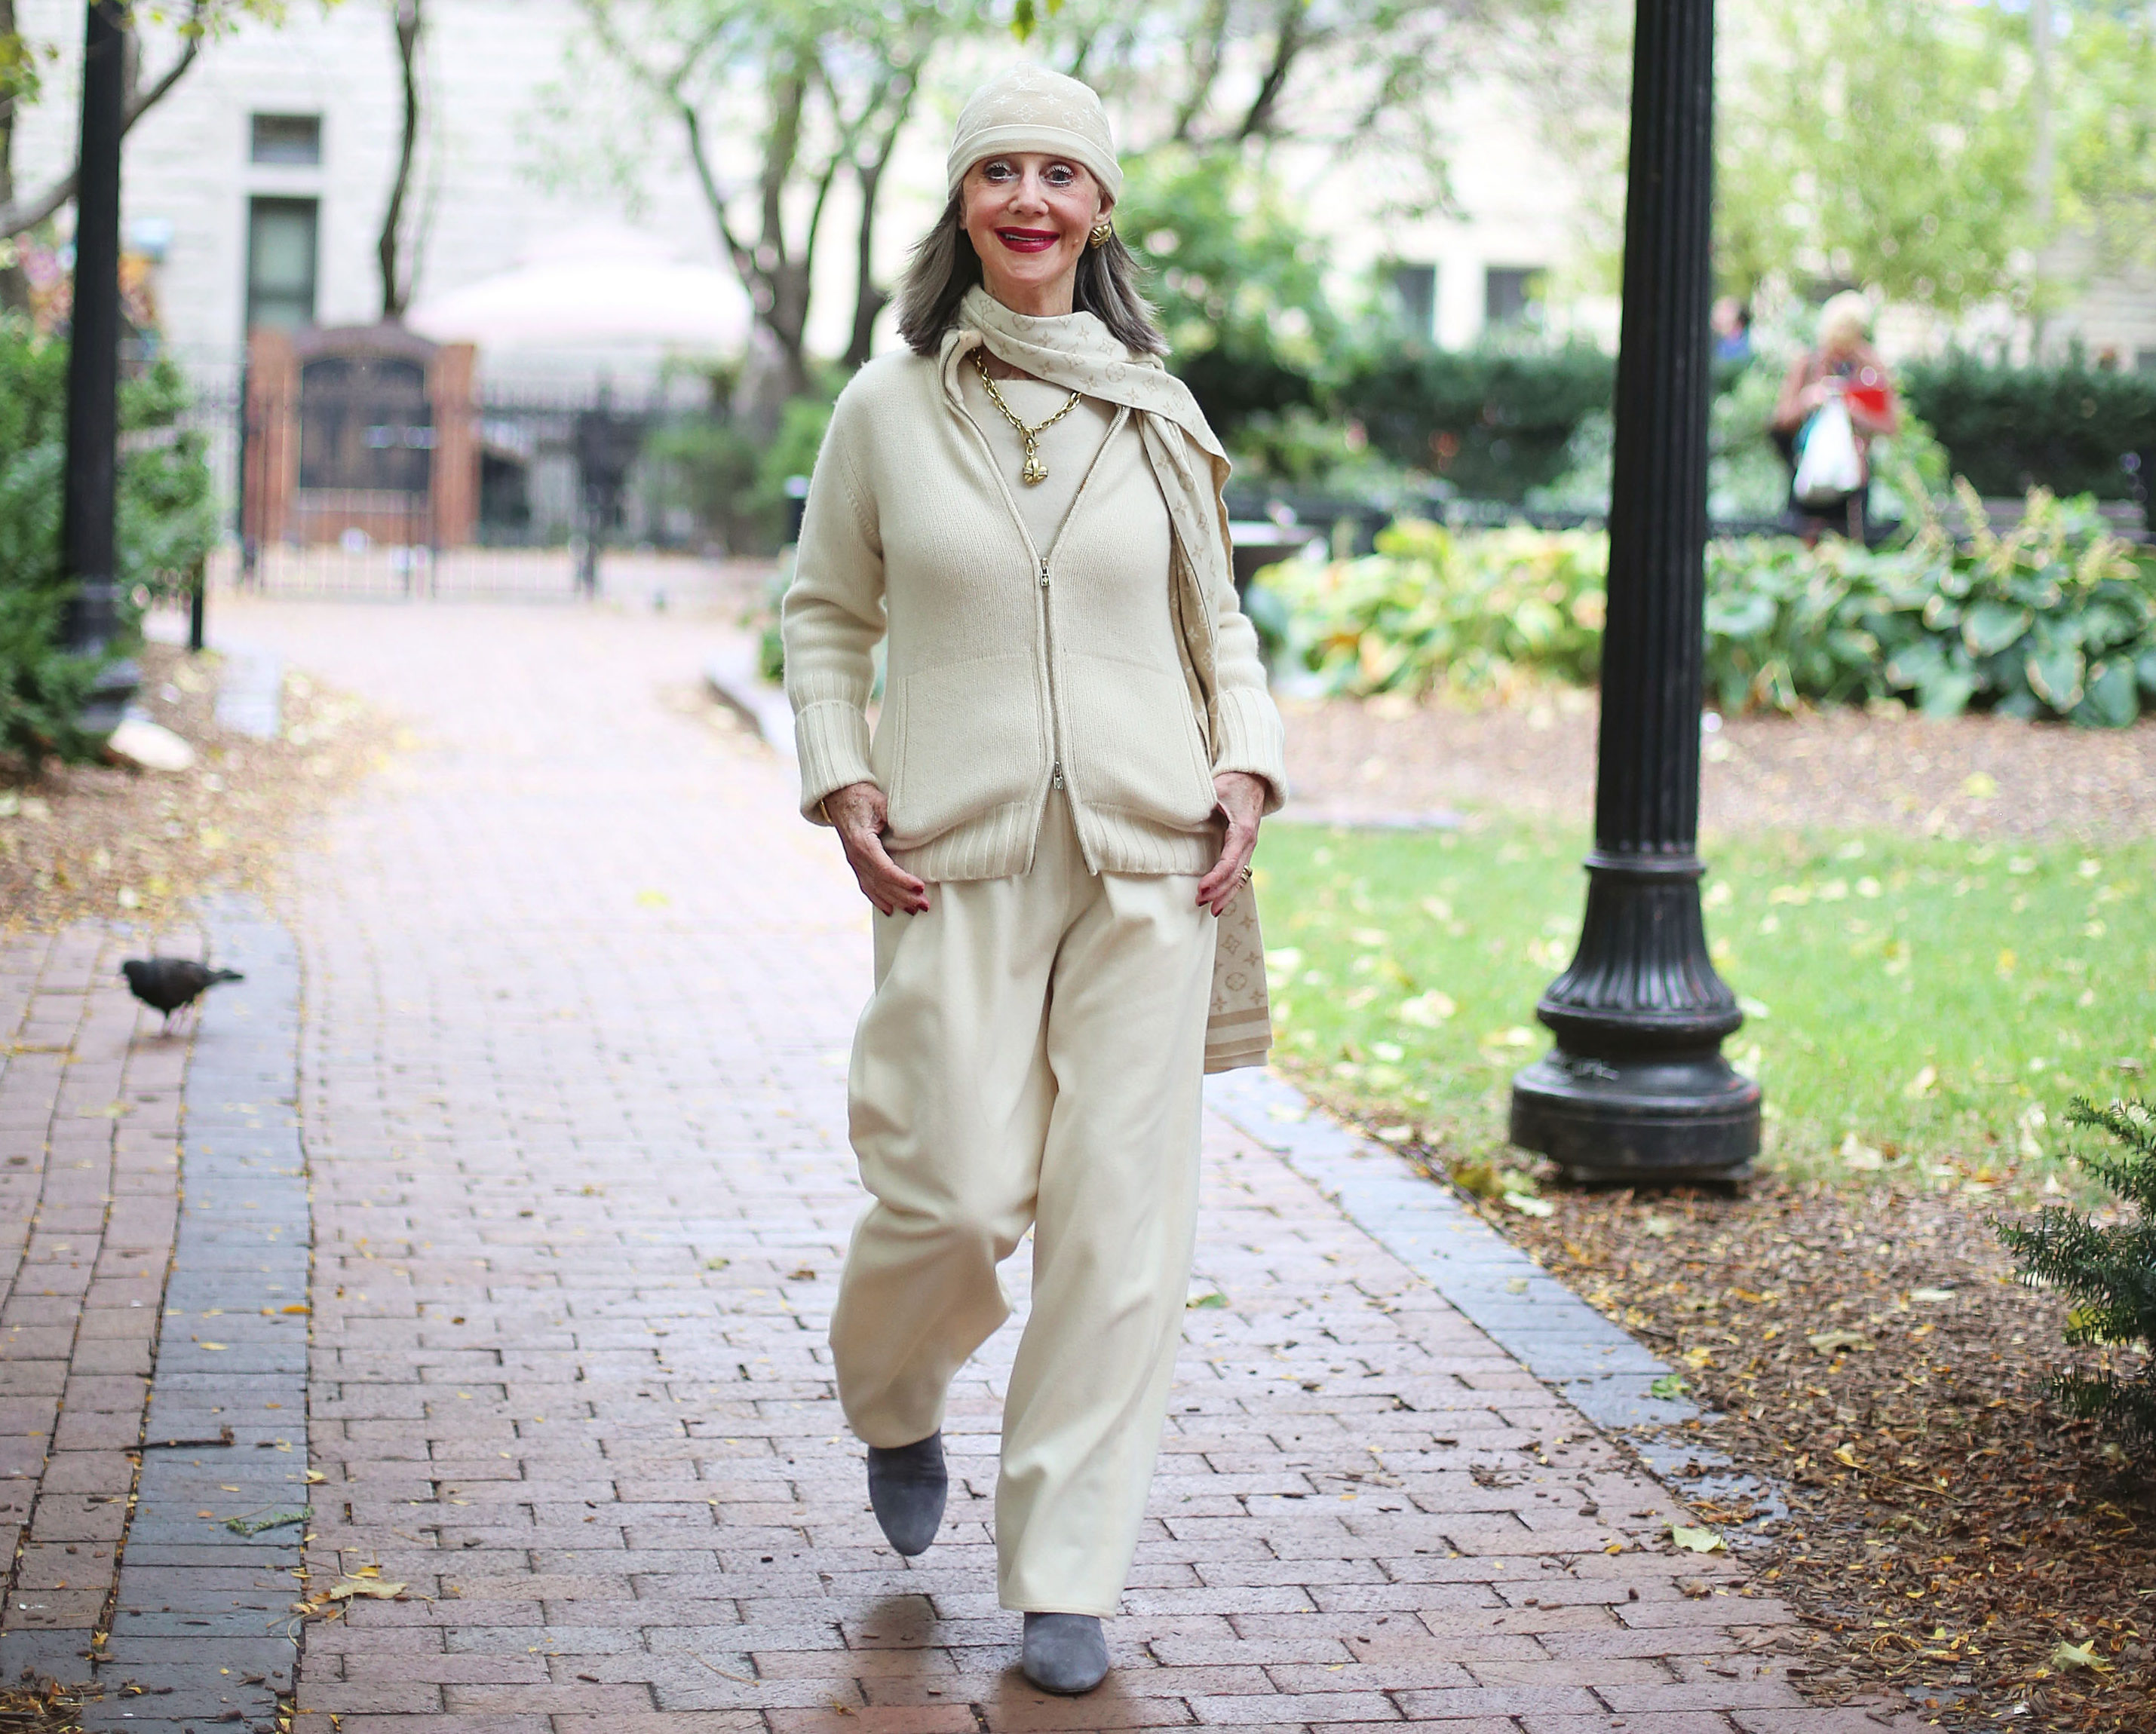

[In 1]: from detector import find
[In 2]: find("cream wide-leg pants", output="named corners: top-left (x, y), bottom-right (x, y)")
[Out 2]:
top-left (829, 792), bottom-right (1216, 1616)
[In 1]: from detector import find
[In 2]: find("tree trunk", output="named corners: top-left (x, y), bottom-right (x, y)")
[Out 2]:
top-left (767, 257), bottom-right (814, 394)
top-left (377, 0), bottom-right (423, 321)
top-left (0, 0), bottom-right (26, 311)
top-left (842, 152), bottom-right (888, 370)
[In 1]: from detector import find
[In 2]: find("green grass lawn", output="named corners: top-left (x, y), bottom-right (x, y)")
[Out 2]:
top-left (1253, 818), bottom-right (2156, 1185)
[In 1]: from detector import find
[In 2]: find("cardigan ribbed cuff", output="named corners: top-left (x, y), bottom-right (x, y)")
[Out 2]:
top-left (1210, 685), bottom-right (1290, 813)
top-left (794, 699), bottom-right (879, 823)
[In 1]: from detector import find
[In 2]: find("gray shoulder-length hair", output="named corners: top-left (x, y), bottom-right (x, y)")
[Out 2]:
top-left (895, 191), bottom-right (1167, 358)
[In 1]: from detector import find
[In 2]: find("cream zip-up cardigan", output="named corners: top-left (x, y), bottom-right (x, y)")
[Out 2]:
top-left (782, 345), bottom-right (1287, 882)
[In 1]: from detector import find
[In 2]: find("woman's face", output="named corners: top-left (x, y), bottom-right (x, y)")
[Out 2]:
top-left (961, 153), bottom-right (1107, 316)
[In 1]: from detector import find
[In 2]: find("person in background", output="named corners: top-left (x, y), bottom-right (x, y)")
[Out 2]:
top-left (1712, 296), bottom-right (1753, 363)
top-left (1771, 290), bottom-right (1899, 543)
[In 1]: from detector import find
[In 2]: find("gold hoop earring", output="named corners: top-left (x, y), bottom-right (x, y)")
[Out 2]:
top-left (1088, 218), bottom-right (1115, 250)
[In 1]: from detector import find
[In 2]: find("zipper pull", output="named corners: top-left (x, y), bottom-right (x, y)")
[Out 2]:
top-left (1052, 763), bottom-right (1065, 789)
top-left (1038, 556), bottom-right (1050, 587)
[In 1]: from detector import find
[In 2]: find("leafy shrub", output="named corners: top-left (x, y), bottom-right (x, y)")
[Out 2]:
top-left (645, 391), bottom-right (834, 556)
top-left (0, 321), bottom-right (215, 766)
top-left (1903, 349), bottom-right (2156, 501)
top-left (1994, 1096), bottom-right (2156, 1454)
top-left (646, 418), bottom-right (764, 552)
top-left (1333, 341), bottom-right (1614, 502)
top-left (1268, 337), bottom-right (2153, 515)
top-left (1266, 519), bottom-right (1607, 698)
top-left (1121, 149), bottom-right (1341, 441)
top-left (1262, 486), bottom-right (2156, 725)
top-left (114, 354), bottom-right (219, 601)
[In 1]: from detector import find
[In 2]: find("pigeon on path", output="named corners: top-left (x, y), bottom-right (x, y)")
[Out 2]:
top-left (120, 957), bottom-right (244, 1032)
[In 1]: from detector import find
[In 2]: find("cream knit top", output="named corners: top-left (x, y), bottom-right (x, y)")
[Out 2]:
top-left (958, 369), bottom-right (1118, 553)
top-left (782, 342), bottom-right (1287, 883)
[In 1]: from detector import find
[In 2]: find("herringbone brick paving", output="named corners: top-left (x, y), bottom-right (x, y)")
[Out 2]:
top-left (181, 599), bottom-right (1917, 1729)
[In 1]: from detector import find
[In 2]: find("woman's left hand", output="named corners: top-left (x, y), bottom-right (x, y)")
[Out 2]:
top-left (1197, 770), bottom-right (1268, 915)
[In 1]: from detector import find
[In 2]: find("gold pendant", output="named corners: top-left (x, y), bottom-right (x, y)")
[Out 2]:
top-left (1021, 448), bottom-right (1049, 486)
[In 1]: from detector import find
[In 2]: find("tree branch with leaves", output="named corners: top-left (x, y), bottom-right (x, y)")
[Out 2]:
top-left (573, 0), bottom-right (949, 399)
top-left (2, 0), bottom-right (294, 242)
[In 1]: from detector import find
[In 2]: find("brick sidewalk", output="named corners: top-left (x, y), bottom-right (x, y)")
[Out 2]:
top-left (227, 599), bottom-right (1910, 1732)
top-left (0, 922), bottom-right (190, 1687)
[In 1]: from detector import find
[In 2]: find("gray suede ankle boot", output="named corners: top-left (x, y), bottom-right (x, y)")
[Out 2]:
top-left (864, 1432), bottom-right (946, 1557)
top-left (1021, 1612), bottom-right (1109, 1694)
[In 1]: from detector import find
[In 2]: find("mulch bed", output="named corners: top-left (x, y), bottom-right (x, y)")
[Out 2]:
top-left (0, 1680), bottom-right (90, 1732)
top-left (1281, 688), bottom-right (2156, 843)
top-left (1, 638), bottom-right (394, 936)
top-left (1308, 1077), bottom-right (2156, 1731)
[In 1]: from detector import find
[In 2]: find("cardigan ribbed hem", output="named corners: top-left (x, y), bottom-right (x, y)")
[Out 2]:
top-left (1075, 802), bottom-right (1219, 877)
top-left (889, 801), bottom-right (1041, 881)
top-left (889, 797), bottom-right (1219, 882)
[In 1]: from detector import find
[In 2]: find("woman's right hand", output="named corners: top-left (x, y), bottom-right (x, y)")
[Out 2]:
top-left (824, 781), bottom-right (930, 916)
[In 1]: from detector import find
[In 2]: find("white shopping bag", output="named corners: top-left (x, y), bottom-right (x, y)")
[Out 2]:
top-left (1793, 397), bottom-right (1864, 504)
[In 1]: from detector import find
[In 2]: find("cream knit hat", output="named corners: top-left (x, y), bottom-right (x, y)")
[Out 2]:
top-left (944, 63), bottom-right (1122, 204)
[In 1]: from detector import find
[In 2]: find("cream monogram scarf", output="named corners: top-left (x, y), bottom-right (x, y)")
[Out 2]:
top-left (940, 286), bottom-right (1237, 621)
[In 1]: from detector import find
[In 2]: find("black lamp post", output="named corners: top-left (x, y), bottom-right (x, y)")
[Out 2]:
top-left (60, 0), bottom-right (138, 732)
top-left (1507, 0), bottom-right (1760, 1183)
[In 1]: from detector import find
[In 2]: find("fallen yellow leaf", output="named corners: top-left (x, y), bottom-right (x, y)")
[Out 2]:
top-left (327, 1576), bottom-right (406, 1601)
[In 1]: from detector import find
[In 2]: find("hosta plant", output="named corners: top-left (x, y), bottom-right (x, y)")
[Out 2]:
top-left (1265, 518), bottom-right (1606, 699)
top-left (1885, 480), bottom-right (2154, 725)
top-left (1262, 483), bottom-right (2156, 726)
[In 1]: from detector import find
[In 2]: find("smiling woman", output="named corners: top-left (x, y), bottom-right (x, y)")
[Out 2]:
top-left (894, 66), bottom-right (1160, 360)
top-left (780, 61), bottom-right (1287, 1699)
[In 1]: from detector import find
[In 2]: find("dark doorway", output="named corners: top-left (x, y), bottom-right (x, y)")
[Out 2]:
top-left (297, 354), bottom-right (434, 494)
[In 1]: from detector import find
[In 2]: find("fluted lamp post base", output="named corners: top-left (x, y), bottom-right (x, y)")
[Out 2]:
top-left (1510, 852), bottom-right (1761, 1186)
top-left (1511, 1051), bottom-right (1759, 1184)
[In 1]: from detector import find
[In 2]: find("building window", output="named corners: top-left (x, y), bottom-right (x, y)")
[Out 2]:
top-left (1388, 264), bottom-right (1437, 340)
top-left (247, 197), bottom-right (319, 332)
top-left (1485, 265), bottom-right (1546, 328)
top-left (250, 114), bottom-right (322, 166)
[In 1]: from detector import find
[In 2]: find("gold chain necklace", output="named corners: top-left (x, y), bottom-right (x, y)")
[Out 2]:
top-left (972, 351), bottom-right (1084, 486)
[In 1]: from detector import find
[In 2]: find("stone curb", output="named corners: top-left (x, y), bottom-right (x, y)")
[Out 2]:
top-left (81, 897), bottom-right (308, 1734)
top-left (1203, 1067), bottom-right (1784, 1533)
top-left (703, 638), bottom-right (795, 764)
top-left (211, 641), bottom-right (284, 741)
